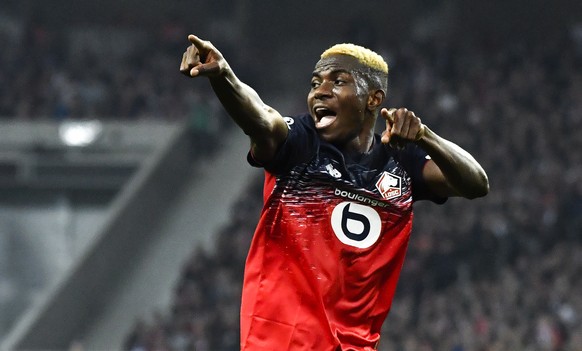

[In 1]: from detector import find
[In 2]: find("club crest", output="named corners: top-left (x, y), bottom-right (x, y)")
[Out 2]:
top-left (375, 171), bottom-right (402, 200)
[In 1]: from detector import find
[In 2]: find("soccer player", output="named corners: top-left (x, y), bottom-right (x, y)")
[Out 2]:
top-left (180, 34), bottom-right (489, 350)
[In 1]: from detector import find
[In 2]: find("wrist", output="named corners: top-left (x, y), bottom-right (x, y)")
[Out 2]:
top-left (414, 124), bottom-right (426, 141)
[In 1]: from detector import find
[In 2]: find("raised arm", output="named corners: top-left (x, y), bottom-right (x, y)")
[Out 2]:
top-left (380, 107), bottom-right (489, 199)
top-left (179, 34), bottom-right (288, 164)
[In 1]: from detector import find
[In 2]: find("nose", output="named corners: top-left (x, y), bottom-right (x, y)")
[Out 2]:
top-left (313, 81), bottom-right (333, 99)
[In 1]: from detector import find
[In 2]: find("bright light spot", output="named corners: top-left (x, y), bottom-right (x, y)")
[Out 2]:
top-left (58, 120), bottom-right (103, 147)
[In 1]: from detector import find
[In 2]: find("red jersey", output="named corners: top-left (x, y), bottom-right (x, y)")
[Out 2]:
top-left (241, 114), bottom-right (445, 350)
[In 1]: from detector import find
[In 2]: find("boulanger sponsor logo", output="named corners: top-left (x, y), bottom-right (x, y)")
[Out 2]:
top-left (331, 202), bottom-right (382, 248)
top-left (334, 188), bottom-right (389, 208)
top-left (375, 171), bottom-right (402, 200)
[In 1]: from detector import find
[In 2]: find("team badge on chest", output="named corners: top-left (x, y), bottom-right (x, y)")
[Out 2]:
top-left (375, 171), bottom-right (402, 200)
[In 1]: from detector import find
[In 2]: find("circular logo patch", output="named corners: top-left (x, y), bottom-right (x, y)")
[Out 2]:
top-left (331, 202), bottom-right (381, 248)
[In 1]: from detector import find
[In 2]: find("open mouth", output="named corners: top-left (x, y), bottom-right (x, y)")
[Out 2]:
top-left (314, 106), bottom-right (337, 129)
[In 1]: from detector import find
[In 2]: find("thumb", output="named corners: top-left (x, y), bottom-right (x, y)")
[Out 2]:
top-left (189, 61), bottom-right (220, 77)
top-left (381, 127), bottom-right (392, 144)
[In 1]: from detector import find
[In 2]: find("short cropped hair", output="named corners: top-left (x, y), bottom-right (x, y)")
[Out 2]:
top-left (321, 43), bottom-right (389, 93)
top-left (321, 43), bottom-right (388, 74)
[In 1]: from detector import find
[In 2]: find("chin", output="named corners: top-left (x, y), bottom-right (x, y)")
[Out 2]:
top-left (317, 130), bottom-right (334, 142)
top-left (318, 130), bottom-right (345, 146)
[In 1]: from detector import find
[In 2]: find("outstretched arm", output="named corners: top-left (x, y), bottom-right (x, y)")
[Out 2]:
top-left (381, 107), bottom-right (489, 199)
top-left (179, 34), bottom-right (288, 164)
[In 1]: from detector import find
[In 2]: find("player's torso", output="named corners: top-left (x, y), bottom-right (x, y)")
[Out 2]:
top-left (241, 140), bottom-right (415, 350)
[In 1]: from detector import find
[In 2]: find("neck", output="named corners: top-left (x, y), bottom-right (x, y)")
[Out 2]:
top-left (342, 121), bottom-right (376, 156)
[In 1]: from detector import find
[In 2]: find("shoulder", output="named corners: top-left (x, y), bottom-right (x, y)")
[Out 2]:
top-left (278, 113), bottom-right (319, 147)
top-left (390, 143), bottom-right (447, 203)
top-left (249, 113), bottom-right (319, 174)
top-left (283, 113), bottom-right (314, 131)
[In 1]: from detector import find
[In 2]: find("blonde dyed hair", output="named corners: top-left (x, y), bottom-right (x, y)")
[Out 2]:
top-left (321, 43), bottom-right (388, 74)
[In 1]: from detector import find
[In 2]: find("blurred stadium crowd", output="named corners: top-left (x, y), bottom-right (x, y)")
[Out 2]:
top-left (0, 14), bottom-right (226, 150)
top-left (2, 7), bottom-right (582, 351)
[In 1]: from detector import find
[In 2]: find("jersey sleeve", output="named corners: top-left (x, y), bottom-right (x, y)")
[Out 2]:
top-left (247, 114), bottom-right (318, 175)
top-left (396, 144), bottom-right (447, 204)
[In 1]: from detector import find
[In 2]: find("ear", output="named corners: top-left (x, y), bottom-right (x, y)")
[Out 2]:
top-left (367, 90), bottom-right (385, 112)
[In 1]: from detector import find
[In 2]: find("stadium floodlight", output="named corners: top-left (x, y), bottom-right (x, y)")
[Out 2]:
top-left (58, 120), bottom-right (103, 147)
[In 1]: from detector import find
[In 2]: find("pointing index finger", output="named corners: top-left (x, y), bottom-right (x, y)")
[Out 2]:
top-left (188, 34), bottom-right (205, 50)
top-left (381, 108), bottom-right (396, 124)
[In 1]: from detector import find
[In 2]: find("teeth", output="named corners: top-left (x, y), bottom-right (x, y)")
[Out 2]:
top-left (315, 107), bottom-right (333, 116)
